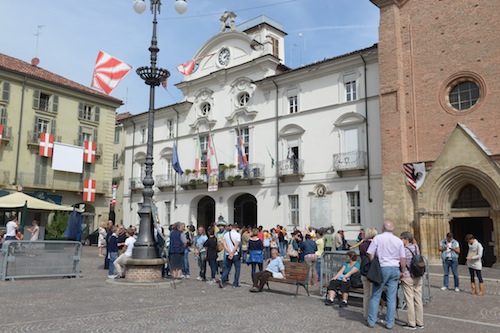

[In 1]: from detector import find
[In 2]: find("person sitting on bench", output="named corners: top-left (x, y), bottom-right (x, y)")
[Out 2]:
top-left (250, 248), bottom-right (286, 292)
top-left (325, 251), bottom-right (360, 307)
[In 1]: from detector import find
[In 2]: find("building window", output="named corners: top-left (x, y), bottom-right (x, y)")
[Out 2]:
top-left (113, 154), bottom-right (119, 169)
top-left (0, 107), bottom-right (6, 125)
top-left (449, 81), bottom-right (480, 111)
top-left (238, 92), bottom-right (250, 107)
top-left (270, 36), bottom-right (279, 58)
top-left (165, 158), bottom-right (173, 180)
top-left (140, 126), bottom-right (147, 144)
top-left (166, 119), bottom-right (174, 139)
top-left (347, 191), bottom-right (361, 224)
top-left (345, 81), bottom-right (357, 102)
top-left (36, 118), bottom-right (50, 135)
top-left (165, 201), bottom-right (172, 226)
top-left (288, 95), bottom-right (298, 113)
top-left (199, 135), bottom-right (208, 172)
top-left (114, 127), bottom-right (120, 143)
top-left (289, 195), bottom-right (299, 226)
top-left (1, 81), bottom-right (10, 102)
top-left (77, 126), bottom-right (97, 146)
top-left (236, 127), bottom-right (250, 162)
top-left (201, 102), bottom-right (211, 116)
top-left (78, 102), bottom-right (100, 122)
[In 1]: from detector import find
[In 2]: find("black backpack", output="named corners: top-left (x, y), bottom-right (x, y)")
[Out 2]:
top-left (406, 246), bottom-right (426, 277)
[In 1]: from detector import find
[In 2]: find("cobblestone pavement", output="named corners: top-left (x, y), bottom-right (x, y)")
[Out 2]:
top-left (0, 246), bottom-right (499, 333)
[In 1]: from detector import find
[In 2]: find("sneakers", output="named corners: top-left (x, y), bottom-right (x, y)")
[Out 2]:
top-left (180, 275), bottom-right (185, 279)
top-left (249, 287), bottom-right (259, 292)
top-left (185, 275), bottom-right (191, 279)
top-left (403, 324), bottom-right (416, 330)
top-left (107, 275), bottom-right (115, 279)
top-left (339, 301), bottom-right (348, 308)
top-left (440, 286), bottom-right (447, 291)
top-left (325, 298), bottom-right (334, 306)
top-left (232, 285), bottom-right (240, 289)
top-left (416, 324), bottom-right (424, 329)
top-left (196, 276), bottom-right (203, 281)
top-left (455, 287), bottom-right (460, 292)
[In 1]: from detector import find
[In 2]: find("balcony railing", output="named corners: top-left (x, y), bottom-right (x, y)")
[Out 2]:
top-left (180, 174), bottom-right (207, 186)
top-left (222, 163), bottom-right (265, 182)
top-left (278, 159), bottom-right (304, 177)
top-left (332, 151), bottom-right (367, 171)
top-left (155, 174), bottom-right (174, 189)
top-left (27, 131), bottom-right (61, 146)
top-left (0, 126), bottom-right (12, 143)
top-left (130, 177), bottom-right (144, 190)
top-left (17, 172), bottom-right (109, 193)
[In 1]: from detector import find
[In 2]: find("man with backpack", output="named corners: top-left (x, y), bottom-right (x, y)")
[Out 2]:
top-left (400, 231), bottom-right (424, 330)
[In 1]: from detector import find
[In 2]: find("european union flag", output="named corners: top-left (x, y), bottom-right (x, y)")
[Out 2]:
top-left (173, 142), bottom-right (183, 175)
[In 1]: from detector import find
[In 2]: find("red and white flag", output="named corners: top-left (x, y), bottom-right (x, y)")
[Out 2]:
top-left (404, 162), bottom-right (426, 191)
top-left (207, 133), bottom-right (219, 192)
top-left (83, 179), bottom-right (96, 202)
top-left (111, 184), bottom-right (117, 207)
top-left (176, 60), bottom-right (195, 76)
top-left (0, 124), bottom-right (3, 144)
top-left (84, 140), bottom-right (97, 164)
top-left (39, 132), bottom-right (54, 157)
top-left (91, 50), bottom-right (132, 95)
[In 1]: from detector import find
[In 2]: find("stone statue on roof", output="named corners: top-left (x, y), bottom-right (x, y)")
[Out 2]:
top-left (220, 11), bottom-right (237, 32)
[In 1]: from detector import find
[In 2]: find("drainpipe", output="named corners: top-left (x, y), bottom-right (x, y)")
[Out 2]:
top-left (360, 53), bottom-right (372, 203)
top-left (129, 119), bottom-right (136, 211)
top-left (172, 106), bottom-right (179, 209)
top-left (272, 80), bottom-right (281, 206)
top-left (14, 75), bottom-right (27, 185)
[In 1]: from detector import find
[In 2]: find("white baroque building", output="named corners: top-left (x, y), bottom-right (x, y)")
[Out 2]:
top-left (122, 15), bottom-right (383, 240)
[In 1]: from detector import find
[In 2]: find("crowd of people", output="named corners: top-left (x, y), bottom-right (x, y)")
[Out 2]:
top-left (95, 217), bottom-right (486, 329)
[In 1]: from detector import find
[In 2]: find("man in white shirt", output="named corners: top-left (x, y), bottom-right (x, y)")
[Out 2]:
top-left (4, 216), bottom-right (18, 241)
top-left (219, 224), bottom-right (241, 288)
top-left (113, 229), bottom-right (136, 278)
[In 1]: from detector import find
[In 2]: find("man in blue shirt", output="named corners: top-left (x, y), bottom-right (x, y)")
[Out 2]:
top-left (250, 248), bottom-right (286, 292)
top-left (194, 226), bottom-right (208, 281)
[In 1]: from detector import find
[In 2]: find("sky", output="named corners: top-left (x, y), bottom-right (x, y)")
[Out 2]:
top-left (0, 0), bottom-right (379, 114)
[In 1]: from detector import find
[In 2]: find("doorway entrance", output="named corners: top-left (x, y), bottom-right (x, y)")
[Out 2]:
top-left (234, 194), bottom-right (257, 228)
top-left (450, 184), bottom-right (495, 267)
top-left (197, 196), bottom-right (215, 230)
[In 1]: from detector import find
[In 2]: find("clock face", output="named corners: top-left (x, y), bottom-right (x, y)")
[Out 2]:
top-left (218, 48), bottom-right (230, 66)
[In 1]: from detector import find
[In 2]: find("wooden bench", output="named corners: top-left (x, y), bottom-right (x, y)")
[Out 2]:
top-left (323, 277), bottom-right (364, 299)
top-left (265, 261), bottom-right (309, 297)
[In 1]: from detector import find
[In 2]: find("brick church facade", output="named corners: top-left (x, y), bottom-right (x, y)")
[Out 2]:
top-left (371, 0), bottom-right (500, 265)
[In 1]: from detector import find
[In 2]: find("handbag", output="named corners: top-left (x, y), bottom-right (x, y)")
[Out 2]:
top-left (366, 255), bottom-right (383, 284)
top-left (272, 272), bottom-right (284, 279)
top-left (287, 243), bottom-right (298, 257)
top-left (350, 272), bottom-right (363, 288)
top-left (216, 242), bottom-right (224, 252)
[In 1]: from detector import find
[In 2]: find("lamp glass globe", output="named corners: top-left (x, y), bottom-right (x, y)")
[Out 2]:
top-left (174, 0), bottom-right (188, 15)
top-left (133, 0), bottom-right (147, 14)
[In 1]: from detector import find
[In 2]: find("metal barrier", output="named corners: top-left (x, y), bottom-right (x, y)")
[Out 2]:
top-left (0, 240), bottom-right (82, 281)
top-left (320, 250), bottom-right (432, 306)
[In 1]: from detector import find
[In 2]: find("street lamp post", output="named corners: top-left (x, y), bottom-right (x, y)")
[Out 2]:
top-left (132, 0), bottom-right (188, 260)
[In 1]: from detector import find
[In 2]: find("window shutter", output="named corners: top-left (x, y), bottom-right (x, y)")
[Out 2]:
top-left (33, 90), bottom-right (40, 109)
top-left (78, 126), bottom-right (83, 146)
top-left (33, 116), bottom-right (40, 142)
top-left (2, 82), bottom-right (10, 102)
top-left (0, 107), bottom-right (6, 124)
top-left (93, 128), bottom-right (98, 143)
top-left (52, 95), bottom-right (59, 113)
top-left (78, 102), bottom-right (84, 119)
top-left (94, 106), bottom-right (100, 122)
top-left (50, 119), bottom-right (56, 135)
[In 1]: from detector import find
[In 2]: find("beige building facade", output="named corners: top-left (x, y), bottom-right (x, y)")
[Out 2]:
top-left (0, 54), bottom-right (122, 232)
top-left (371, 0), bottom-right (500, 265)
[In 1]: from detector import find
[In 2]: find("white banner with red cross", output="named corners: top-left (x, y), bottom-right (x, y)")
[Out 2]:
top-left (83, 179), bottom-right (96, 202)
top-left (84, 140), bottom-right (97, 164)
top-left (39, 132), bottom-right (54, 157)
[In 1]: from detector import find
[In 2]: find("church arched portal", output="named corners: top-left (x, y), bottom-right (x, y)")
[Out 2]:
top-left (234, 194), bottom-right (257, 228)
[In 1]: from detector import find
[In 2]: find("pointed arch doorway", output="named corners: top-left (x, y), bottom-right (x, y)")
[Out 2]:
top-left (197, 196), bottom-right (215, 231)
top-left (234, 194), bottom-right (257, 228)
top-left (450, 184), bottom-right (495, 267)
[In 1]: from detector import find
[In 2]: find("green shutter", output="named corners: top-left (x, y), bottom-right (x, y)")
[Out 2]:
top-left (94, 106), bottom-right (100, 123)
top-left (93, 128), bottom-right (98, 143)
top-left (0, 107), bottom-right (6, 125)
top-left (52, 95), bottom-right (59, 113)
top-left (2, 82), bottom-right (10, 102)
top-left (50, 119), bottom-right (56, 135)
top-left (78, 126), bottom-right (83, 146)
top-left (33, 90), bottom-right (40, 109)
top-left (33, 116), bottom-right (40, 142)
top-left (78, 102), bottom-right (84, 119)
